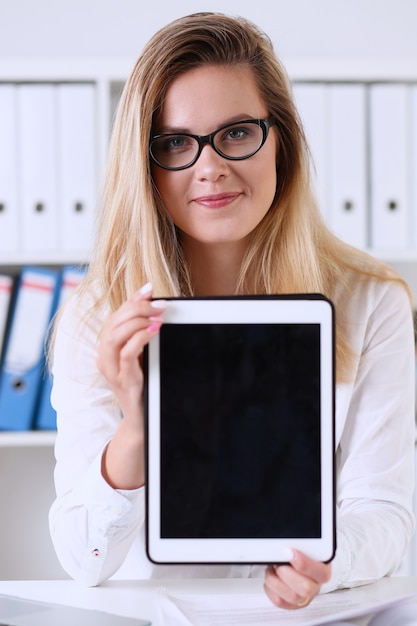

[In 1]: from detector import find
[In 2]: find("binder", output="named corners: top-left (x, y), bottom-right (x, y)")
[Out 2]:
top-left (35, 265), bottom-right (86, 430)
top-left (0, 267), bottom-right (60, 431)
top-left (328, 84), bottom-right (367, 249)
top-left (0, 274), bottom-right (14, 365)
top-left (369, 84), bottom-right (409, 250)
top-left (292, 82), bottom-right (330, 222)
top-left (57, 84), bottom-right (97, 255)
top-left (412, 85), bottom-right (417, 249)
top-left (17, 84), bottom-right (58, 253)
top-left (0, 85), bottom-right (19, 253)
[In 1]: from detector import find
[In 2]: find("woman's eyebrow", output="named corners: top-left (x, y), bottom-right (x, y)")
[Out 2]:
top-left (155, 114), bottom-right (258, 135)
top-left (154, 125), bottom-right (190, 135)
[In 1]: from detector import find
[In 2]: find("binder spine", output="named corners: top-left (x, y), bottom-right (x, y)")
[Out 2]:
top-left (35, 265), bottom-right (86, 430)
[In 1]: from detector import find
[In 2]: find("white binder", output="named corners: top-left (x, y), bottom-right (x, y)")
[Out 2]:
top-left (17, 84), bottom-right (58, 253)
top-left (0, 85), bottom-right (19, 253)
top-left (369, 84), bottom-right (409, 250)
top-left (328, 84), bottom-right (367, 249)
top-left (412, 85), bottom-right (417, 249)
top-left (57, 84), bottom-right (97, 255)
top-left (292, 83), bottom-right (329, 223)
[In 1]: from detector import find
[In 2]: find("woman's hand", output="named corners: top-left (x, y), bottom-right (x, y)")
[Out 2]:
top-left (97, 282), bottom-right (166, 490)
top-left (97, 282), bottom-right (166, 416)
top-left (264, 550), bottom-right (331, 610)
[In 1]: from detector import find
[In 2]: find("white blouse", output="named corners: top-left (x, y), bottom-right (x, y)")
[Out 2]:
top-left (49, 274), bottom-right (416, 591)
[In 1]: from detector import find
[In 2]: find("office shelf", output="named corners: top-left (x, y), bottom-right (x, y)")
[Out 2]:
top-left (0, 431), bottom-right (56, 447)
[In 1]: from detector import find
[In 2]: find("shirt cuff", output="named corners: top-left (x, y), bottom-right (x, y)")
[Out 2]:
top-left (320, 525), bottom-right (352, 593)
top-left (79, 444), bottom-right (145, 522)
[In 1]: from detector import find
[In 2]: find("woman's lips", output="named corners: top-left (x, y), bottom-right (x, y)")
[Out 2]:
top-left (193, 192), bottom-right (241, 209)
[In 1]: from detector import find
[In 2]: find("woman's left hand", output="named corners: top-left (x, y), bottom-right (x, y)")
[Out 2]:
top-left (264, 549), bottom-right (332, 610)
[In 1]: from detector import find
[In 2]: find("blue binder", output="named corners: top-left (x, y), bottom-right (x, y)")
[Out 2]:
top-left (35, 370), bottom-right (56, 431)
top-left (35, 265), bottom-right (86, 430)
top-left (0, 274), bottom-right (16, 369)
top-left (0, 266), bottom-right (61, 431)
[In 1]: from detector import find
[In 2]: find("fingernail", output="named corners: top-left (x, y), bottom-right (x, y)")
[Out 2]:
top-left (151, 299), bottom-right (167, 309)
top-left (139, 282), bottom-right (153, 295)
top-left (284, 547), bottom-right (295, 562)
top-left (148, 322), bottom-right (162, 333)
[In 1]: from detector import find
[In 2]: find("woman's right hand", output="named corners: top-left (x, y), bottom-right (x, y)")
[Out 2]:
top-left (96, 282), bottom-right (167, 489)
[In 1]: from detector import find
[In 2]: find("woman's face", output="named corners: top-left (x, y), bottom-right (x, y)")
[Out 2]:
top-left (151, 65), bottom-right (277, 250)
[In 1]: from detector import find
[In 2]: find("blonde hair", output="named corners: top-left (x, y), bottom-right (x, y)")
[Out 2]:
top-left (71, 12), bottom-right (409, 382)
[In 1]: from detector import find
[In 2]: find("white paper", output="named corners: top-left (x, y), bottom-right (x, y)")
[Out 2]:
top-left (157, 585), bottom-right (417, 626)
top-left (368, 602), bottom-right (417, 625)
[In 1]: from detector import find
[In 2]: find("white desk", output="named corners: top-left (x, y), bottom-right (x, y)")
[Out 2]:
top-left (0, 577), bottom-right (416, 626)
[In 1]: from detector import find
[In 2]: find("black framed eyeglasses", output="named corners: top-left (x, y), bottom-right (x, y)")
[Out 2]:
top-left (149, 118), bottom-right (275, 171)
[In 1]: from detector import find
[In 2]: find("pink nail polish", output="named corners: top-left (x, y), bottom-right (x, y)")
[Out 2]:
top-left (139, 282), bottom-right (153, 295)
top-left (148, 322), bottom-right (161, 333)
top-left (133, 282), bottom-right (153, 301)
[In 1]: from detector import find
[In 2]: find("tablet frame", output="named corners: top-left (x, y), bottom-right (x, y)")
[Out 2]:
top-left (145, 295), bottom-right (335, 565)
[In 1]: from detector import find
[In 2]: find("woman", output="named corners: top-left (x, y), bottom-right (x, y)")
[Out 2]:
top-left (49, 12), bottom-right (415, 610)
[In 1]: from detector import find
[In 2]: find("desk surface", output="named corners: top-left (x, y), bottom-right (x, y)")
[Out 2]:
top-left (0, 577), bottom-right (416, 626)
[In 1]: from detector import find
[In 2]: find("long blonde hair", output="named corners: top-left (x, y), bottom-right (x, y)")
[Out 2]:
top-left (73, 12), bottom-right (409, 382)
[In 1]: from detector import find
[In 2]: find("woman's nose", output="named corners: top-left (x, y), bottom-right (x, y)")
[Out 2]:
top-left (193, 144), bottom-right (230, 180)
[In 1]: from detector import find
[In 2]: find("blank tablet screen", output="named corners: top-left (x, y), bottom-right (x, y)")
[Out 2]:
top-left (159, 322), bottom-right (321, 539)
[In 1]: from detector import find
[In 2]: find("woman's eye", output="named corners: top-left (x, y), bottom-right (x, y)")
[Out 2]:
top-left (220, 124), bottom-right (259, 144)
top-left (163, 136), bottom-right (193, 152)
top-left (225, 127), bottom-right (248, 140)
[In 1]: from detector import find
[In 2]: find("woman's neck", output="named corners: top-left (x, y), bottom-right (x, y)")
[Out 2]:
top-left (182, 238), bottom-right (246, 296)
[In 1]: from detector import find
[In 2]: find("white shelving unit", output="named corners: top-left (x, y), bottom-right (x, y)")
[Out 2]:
top-left (0, 439), bottom-right (69, 580)
top-left (0, 56), bottom-right (416, 578)
top-left (0, 431), bottom-right (56, 448)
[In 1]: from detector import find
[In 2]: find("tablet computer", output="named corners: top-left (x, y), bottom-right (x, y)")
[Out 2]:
top-left (145, 295), bottom-right (335, 565)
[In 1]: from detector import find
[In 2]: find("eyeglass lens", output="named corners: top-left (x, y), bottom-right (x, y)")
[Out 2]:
top-left (151, 120), bottom-right (265, 170)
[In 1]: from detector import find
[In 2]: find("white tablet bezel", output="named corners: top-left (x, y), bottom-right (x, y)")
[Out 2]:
top-left (145, 295), bottom-right (335, 565)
